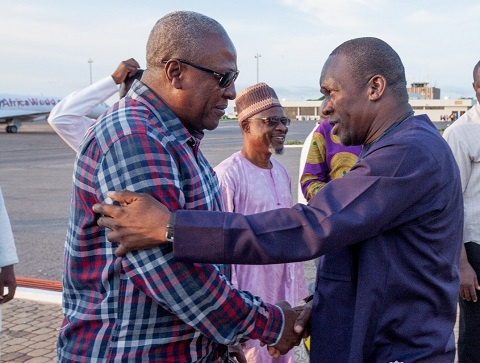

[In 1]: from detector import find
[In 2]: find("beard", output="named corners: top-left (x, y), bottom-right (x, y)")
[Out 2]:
top-left (269, 143), bottom-right (284, 155)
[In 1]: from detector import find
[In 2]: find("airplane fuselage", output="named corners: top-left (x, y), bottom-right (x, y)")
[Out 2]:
top-left (0, 93), bottom-right (62, 133)
top-left (0, 95), bottom-right (59, 109)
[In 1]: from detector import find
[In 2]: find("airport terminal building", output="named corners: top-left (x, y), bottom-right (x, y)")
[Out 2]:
top-left (278, 98), bottom-right (475, 122)
top-left (229, 83), bottom-right (476, 122)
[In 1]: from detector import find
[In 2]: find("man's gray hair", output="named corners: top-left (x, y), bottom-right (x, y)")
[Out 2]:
top-left (146, 11), bottom-right (229, 69)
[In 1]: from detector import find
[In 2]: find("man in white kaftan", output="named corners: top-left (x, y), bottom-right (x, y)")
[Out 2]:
top-left (215, 83), bottom-right (308, 363)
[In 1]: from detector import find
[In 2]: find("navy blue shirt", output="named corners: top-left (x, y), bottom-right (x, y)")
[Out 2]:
top-left (174, 115), bottom-right (463, 362)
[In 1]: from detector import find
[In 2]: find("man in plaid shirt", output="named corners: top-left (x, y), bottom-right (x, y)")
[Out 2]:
top-left (58, 11), bottom-right (299, 363)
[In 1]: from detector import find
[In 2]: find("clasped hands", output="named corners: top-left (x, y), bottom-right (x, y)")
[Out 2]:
top-left (227, 300), bottom-right (311, 363)
top-left (262, 300), bottom-right (311, 358)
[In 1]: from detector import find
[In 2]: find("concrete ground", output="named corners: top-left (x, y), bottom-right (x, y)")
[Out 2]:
top-left (0, 289), bottom-right (62, 363)
top-left (0, 284), bottom-right (460, 363)
top-left (0, 290), bottom-right (311, 363)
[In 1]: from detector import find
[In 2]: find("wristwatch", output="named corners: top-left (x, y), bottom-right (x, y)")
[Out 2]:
top-left (165, 212), bottom-right (175, 243)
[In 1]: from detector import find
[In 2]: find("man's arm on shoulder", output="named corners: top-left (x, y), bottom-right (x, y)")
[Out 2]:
top-left (95, 139), bottom-right (442, 266)
top-left (172, 139), bottom-right (447, 265)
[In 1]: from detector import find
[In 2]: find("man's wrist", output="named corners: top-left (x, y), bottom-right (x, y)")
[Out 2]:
top-left (165, 211), bottom-right (176, 243)
top-left (259, 303), bottom-right (285, 346)
top-left (269, 305), bottom-right (285, 346)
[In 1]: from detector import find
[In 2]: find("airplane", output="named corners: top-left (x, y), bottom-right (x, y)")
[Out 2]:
top-left (0, 93), bottom-right (108, 133)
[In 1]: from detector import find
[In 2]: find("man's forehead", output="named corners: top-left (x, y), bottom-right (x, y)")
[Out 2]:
top-left (200, 33), bottom-right (237, 67)
top-left (202, 33), bottom-right (235, 52)
top-left (320, 54), bottom-right (351, 86)
top-left (323, 54), bottom-right (347, 73)
top-left (475, 68), bottom-right (480, 83)
top-left (253, 106), bottom-right (286, 118)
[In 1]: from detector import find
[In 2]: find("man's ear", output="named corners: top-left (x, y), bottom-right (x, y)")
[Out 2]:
top-left (164, 60), bottom-right (183, 89)
top-left (367, 75), bottom-right (386, 101)
top-left (240, 119), bottom-right (250, 133)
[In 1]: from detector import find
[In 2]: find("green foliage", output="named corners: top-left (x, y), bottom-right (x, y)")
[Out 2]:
top-left (285, 139), bottom-right (303, 145)
top-left (306, 96), bottom-right (325, 101)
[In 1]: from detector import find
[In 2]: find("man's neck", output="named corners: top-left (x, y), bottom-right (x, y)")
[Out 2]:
top-left (366, 103), bottom-right (413, 145)
top-left (241, 146), bottom-right (272, 169)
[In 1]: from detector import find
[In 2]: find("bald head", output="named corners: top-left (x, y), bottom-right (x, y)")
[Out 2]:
top-left (146, 11), bottom-right (230, 70)
top-left (329, 37), bottom-right (408, 102)
top-left (473, 60), bottom-right (480, 82)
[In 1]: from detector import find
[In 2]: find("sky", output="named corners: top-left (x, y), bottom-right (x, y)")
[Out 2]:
top-left (1, 0), bottom-right (478, 103)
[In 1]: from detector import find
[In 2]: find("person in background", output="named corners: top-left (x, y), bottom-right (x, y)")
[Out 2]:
top-left (443, 59), bottom-right (480, 363)
top-left (215, 82), bottom-right (308, 362)
top-left (0, 186), bottom-right (18, 333)
top-left (297, 120), bottom-right (320, 205)
top-left (93, 37), bottom-right (464, 362)
top-left (58, 11), bottom-right (300, 362)
top-left (48, 58), bottom-right (141, 152)
top-left (299, 118), bottom-right (361, 202)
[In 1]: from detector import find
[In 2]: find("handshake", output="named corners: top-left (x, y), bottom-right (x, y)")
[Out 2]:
top-left (262, 300), bottom-right (312, 359)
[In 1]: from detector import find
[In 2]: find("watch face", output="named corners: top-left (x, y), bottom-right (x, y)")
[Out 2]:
top-left (165, 212), bottom-right (175, 242)
top-left (165, 225), bottom-right (174, 243)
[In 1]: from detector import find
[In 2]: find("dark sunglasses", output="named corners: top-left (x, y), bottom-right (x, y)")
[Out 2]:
top-left (247, 116), bottom-right (291, 128)
top-left (162, 59), bottom-right (239, 88)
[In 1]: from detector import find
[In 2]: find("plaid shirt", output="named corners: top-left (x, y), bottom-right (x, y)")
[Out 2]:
top-left (58, 81), bottom-right (283, 362)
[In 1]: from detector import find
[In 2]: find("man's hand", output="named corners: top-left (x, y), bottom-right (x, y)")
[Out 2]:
top-left (293, 300), bottom-right (312, 338)
top-left (93, 191), bottom-right (170, 257)
top-left (265, 301), bottom-right (312, 358)
top-left (264, 301), bottom-right (301, 358)
top-left (0, 264), bottom-right (16, 304)
top-left (111, 58), bottom-right (141, 85)
top-left (460, 244), bottom-right (480, 301)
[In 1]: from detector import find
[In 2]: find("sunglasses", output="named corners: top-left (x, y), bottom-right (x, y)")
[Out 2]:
top-left (162, 59), bottom-right (239, 88)
top-left (247, 116), bottom-right (291, 128)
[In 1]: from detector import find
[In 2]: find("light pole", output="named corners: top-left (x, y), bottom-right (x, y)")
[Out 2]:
top-left (88, 58), bottom-right (93, 85)
top-left (254, 53), bottom-right (261, 83)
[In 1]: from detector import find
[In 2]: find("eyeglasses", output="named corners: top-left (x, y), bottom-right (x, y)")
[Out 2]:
top-left (247, 117), bottom-right (291, 128)
top-left (162, 59), bottom-right (239, 88)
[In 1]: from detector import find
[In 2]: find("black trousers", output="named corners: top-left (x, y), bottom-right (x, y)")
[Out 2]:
top-left (459, 242), bottom-right (480, 363)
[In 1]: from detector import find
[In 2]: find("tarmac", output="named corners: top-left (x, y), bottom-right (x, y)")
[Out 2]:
top-left (0, 284), bottom-right (461, 363)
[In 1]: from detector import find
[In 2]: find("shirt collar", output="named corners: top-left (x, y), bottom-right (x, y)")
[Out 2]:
top-left (128, 80), bottom-right (204, 147)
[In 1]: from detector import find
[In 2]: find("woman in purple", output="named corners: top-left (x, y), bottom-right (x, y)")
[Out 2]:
top-left (300, 119), bottom-right (362, 201)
